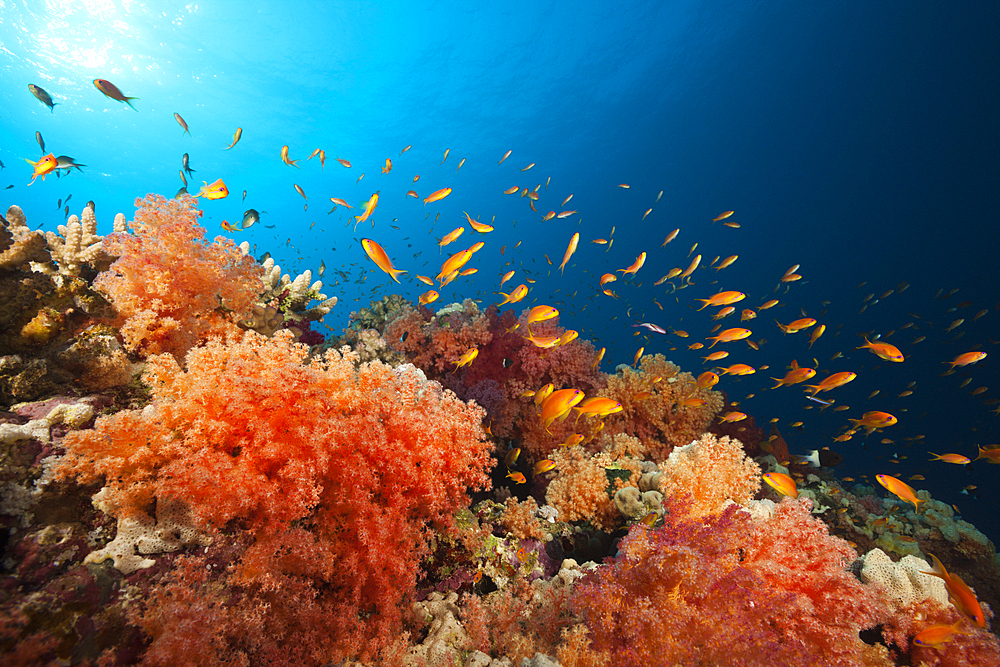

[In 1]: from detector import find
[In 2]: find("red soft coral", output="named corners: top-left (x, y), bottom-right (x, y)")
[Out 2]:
top-left (572, 498), bottom-right (891, 666)
top-left (57, 330), bottom-right (493, 663)
top-left (95, 193), bottom-right (263, 359)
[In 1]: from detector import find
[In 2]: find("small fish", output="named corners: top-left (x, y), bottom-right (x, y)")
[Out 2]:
top-left (441, 148), bottom-right (450, 163)
top-left (498, 149), bottom-right (512, 164)
top-left (197, 178), bottom-right (229, 200)
top-left (336, 157), bottom-right (351, 168)
top-left (356, 192), bottom-right (380, 226)
top-left (455, 348), bottom-right (478, 369)
top-left (28, 83), bottom-right (58, 112)
top-left (281, 145), bottom-right (300, 168)
top-left (318, 261), bottom-right (325, 276)
top-left (559, 232), bottom-right (579, 274)
top-left (438, 226), bottom-right (465, 248)
top-left (706, 328), bottom-right (752, 349)
top-left (174, 112), bottom-right (190, 135)
top-left (182, 153), bottom-right (195, 176)
top-left (556, 210), bottom-right (577, 219)
top-left (777, 318), bottom-right (817, 334)
top-left (423, 188), bottom-right (452, 205)
top-left (533, 459), bottom-right (557, 475)
top-left (419, 290), bottom-right (440, 305)
top-left (695, 291), bottom-right (746, 311)
top-left (712, 210), bottom-right (734, 222)
top-left (763, 472), bottom-right (798, 498)
top-left (25, 153), bottom-right (57, 185)
top-left (633, 322), bottom-right (667, 334)
top-left (920, 554), bottom-right (985, 627)
top-left (913, 621), bottom-right (974, 648)
top-left (294, 183), bottom-right (307, 200)
top-left (242, 190), bottom-right (247, 201)
top-left (180, 169), bottom-right (189, 186)
top-left (715, 255), bottom-right (738, 270)
top-left (382, 158), bottom-right (392, 174)
top-left (504, 185), bottom-right (520, 195)
top-left (497, 284), bottom-right (528, 305)
top-left (456, 157), bottom-right (466, 171)
top-left (928, 452), bottom-right (971, 465)
top-left (506, 471), bottom-right (526, 484)
top-left (224, 127), bottom-right (243, 150)
top-left (35, 131), bottom-right (45, 152)
top-left (406, 190), bottom-right (418, 198)
top-left (399, 144), bottom-right (411, 155)
top-left (330, 197), bottom-right (353, 209)
top-left (93, 79), bottom-right (139, 111)
top-left (361, 238), bottom-right (406, 283)
top-left (876, 474), bottom-right (925, 511)
top-left (241, 209), bottom-right (260, 229)
top-left (946, 351), bottom-right (986, 369)
top-left (857, 337), bottom-right (903, 362)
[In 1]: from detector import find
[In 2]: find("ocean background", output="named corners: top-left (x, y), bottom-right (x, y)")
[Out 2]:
top-left (2, 1), bottom-right (998, 539)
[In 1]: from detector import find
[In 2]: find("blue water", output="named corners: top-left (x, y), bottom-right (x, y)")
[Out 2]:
top-left (2, 1), bottom-right (998, 538)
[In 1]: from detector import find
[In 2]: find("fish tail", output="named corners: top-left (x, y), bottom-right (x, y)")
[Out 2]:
top-left (389, 268), bottom-right (407, 284)
top-left (125, 97), bottom-right (140, 112)
top-left (770, 378), bottom-right (785, 389)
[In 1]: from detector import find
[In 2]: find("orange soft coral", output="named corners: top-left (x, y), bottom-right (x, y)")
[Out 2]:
top-left (573, 498), bottom-right (891, 667)
top-left (657, 433), bottom-right (761, 518)
top-left (56, 330), bottom-right (493, 663)
top-left (95, 194), bottom-right (263, 359)
top-left (601, 353), bottom-right (724, 462)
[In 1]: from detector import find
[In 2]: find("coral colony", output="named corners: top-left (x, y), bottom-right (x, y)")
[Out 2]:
top-left (1, 195), bottom-right (999, 665)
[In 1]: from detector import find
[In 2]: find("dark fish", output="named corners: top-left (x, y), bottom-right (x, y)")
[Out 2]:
top-left (93, 79), bottom-right (139, 111)
top-left (0, 158), bottom-right (5, 170)
top-left (54, 156), bottom-right (86, 172)
top-left (182, 153), bottom-right (195, 176)
top-left (86, 200), bottom-right (95, 213)
top-left (35, 131), bottom-right (44, 152)
top-left (174, 187), bottom-right (188, 199)
top-left (63, 205), bottom-right (69, 218)
top-left (264, 224), bottom-right (275, 229)
top-left (242, 190), bottom-right (247, 202)
top-left (318, 260), bottom-right (325, 276)
top-left (57, 198), bottom-right (62, 209)
top-left (65, 194), bottom-right (71, 204)
top-left (258, 252), bottom-right (271, 263)
top-left (28, 84), bottom-right (58, 112)
top-left (502, 358), bottom-right (513, 368)
top-left (4, 185), bottom-right (13, 190)
top-left (241, 208), bottom-right (260, 229)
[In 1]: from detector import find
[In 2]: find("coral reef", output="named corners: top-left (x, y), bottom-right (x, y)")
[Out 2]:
top-left (656, 433), bottom-right (761, 518)
top-left (54, 330), bottom-right (493, 663)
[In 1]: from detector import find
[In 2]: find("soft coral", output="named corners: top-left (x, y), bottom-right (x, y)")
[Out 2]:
top-left (57, 331), bottom-right (493, 663)
top-left (572, 498), bottom-right (891, 666)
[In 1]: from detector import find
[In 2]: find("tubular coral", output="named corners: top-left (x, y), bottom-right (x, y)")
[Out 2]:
top-left (657, 433), bottom-right (761, 518)
top-left (55, 330), bottom-right (493, 663)
top-left (601, 354), bottom-right (724, 463)
top-left (94, 194), bottom-right (263, 360)
top-left (572, 499), bottom-right (891, 667)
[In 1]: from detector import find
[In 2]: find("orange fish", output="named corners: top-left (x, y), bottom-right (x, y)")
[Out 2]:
top-left (540, 389), bottom-right (586, 429)
top-left (416, 275), bottom-right (434, 286)
top-left (618, 252), bottom-right (646, 276)
top-left (946, 351), bottom-right (987, 369)
top-left (715, 255), bottom-right (738, 271)
top-left (662, 228), bottom-right (680, 246)
top-left (280, 145), bottom-right (300, 168)
top-left (591, 347), bottom-right (606, 370)
top-left (197, 178), bottom-right (229, 200)
top-left (406, 190), bottom-right (418, 198)
top-left (771, 362), bottom-right (816, 388)
top-left (719, 411), bottom-right (747, 423)
top-left (533, 459), bottom-right (557, 475)
top-left (572, 397), bottom-right (623, 419)
top-left (697, 371), bottom-right (719, 389)
top-left (382, 158), bottom-right (392, 174)
top-left (499, 149), bottom-right (512, 164)
top-left (777, 318), bottom-right (817, 334)
top-left (680, 254), bottom-right (701, 279)
top-left (804, 371), bottom-right (857, 394)
top-left (361, 238), bottom-right (406, 283)
top-left (437, 249), bottom-right (474, 283)
top-left (93, 79), bottom-right (138, 110)
top-left (920, 554), bottom-right (986, 627)
top-left (559, 233), bottom-right (580, 274)
top-left (848, 411), bottom-right (897, 432)
top-left (876, 474), bottom-right (925, 512)
top-left (466, 213), bottom-right (494, 232)
top-left (702, 351), bottom-right (729, 362)
top-left (557, 210), bottom-right (577, 219)
top-left (424, 188), bottom-right (452, 205)
top-left (336, 157), bottom-right (351, 168)
top-left (759, 299), bottom-right (779, 310)
top-left (712, 210), bottom-right (734, 222)
top-left (25, 153), bottom-right (57, 185)
top-left (329, 197), bottom-right (353, 209)
top-left (223, 127), bottom-right (243, 150)
top-left (419, 290), bottom-right (439, 306)
top-left (173, 112), bottom-right (190, 135)
top-left (503, 186), bottom-right (520, 195)
top-left (706, 328), bottom-right (752, 349)
top-left (975, 446), bottom-right (1000, 464)
top-left (455, 348), bottom-right (478, 369)
top-left (858, 337), bottom-right (904, 362)
top-left (525, 305), bottom-right (559, 326)
top-left (438, 226), bottom-right (465, 249)
top-left (928, 452), bottom-right (971, 465)
top-left (763, 472), bottom-right (798, 498)
top-left (741, 309), bottom-right (757, 321)
top-left (695, 291), bottom-right (746, 311)
top-left (356, 192), bottom-right (379, 226)
top-left (497, 284), bottom-right (528, 306)
top-left (506, 471), bottom-right (526, 484)
top-left (913, 621), bottom-right (973, 647)
top-left (719, 364), bottom-right (755, 376)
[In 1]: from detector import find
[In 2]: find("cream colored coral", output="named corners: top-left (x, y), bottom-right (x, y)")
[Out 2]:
top-left (44, 205), bottom-right (113, 276)
top-left (86, 489), bottom-right (212, 574)
top-left (658, 433), bottom-right (761, 517)
top-left (1, 205), bottom-right (53, 271)
top-left (859, 548), bottom-right (949, 612)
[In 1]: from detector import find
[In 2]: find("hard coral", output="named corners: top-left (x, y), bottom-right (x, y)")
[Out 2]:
top-left (573, 498), bottom-right (891, 667)
top-left (95, 194), bottom-right (263, 360)
top-left (56, 330), bottom-right (493, 663)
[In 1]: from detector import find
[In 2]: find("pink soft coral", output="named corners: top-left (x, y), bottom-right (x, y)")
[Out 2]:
top-left (572, 498), bottom-right (890, 666)
top-left (57, 330), bottom-right (493, 663)
top-left (95, 193), bottom-right (263, 359)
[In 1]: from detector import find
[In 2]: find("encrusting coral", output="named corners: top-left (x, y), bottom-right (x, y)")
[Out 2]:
top-left (54, 329), bottom-right (493, 663)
